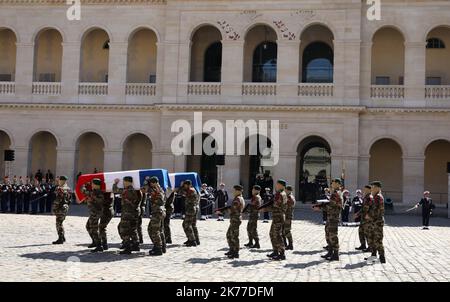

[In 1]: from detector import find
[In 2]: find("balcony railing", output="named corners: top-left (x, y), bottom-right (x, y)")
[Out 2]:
top-left (425, 85), bottom-right (450, 99)
top-left (242, 83), bottom-right (277, 96)
top-left (187, 83), bottom-right (221, 96)
top-left (126, 83), bottom-right (157, 96)
top-left (0, 81), bottom-right (15, 95)
top-left (370, 85), bottom-right (405, 99)
top-left (298, 83), bottom-right (334, 97)
top-left (78, 83), bottom-right (108, 96)
top-left (32, 82), bottom-right (61, 95)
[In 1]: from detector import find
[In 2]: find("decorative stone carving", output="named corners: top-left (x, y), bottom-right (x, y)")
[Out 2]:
top-left (273, 20), bottom-right (296, 40)
top-left (217, 20), bottom-right (241, 40)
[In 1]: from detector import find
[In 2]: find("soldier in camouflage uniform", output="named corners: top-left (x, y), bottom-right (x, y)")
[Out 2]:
top-left (51, 175), bottom-right (72, 244)
top-left (260, 179), bottom-right (288, 261)
top-left (313, 178), bottom-right (342, 261)
top-left (112, 179), bottom-right (125, 247)
top-left (244, 185), bottom-right (262, 249)
top-left (283, 185), bottom-right (296, 250)
top-left (99, 187), bottom-right (114, 250)
top-left (366, 181), bottom-right (385, 264)
top-left (164, 188), bottom-right (175, 244)
top-left (355, 185), bottom-right (372, 252)
top-left (147, 177), bottom-right (166, 256)
top-left (138, 177), bottom-right (151, 244)
top-left (81, 178), bottom-right (104, 252)
top-left (118, 176), bottom-right (141, 255)
top-left (181, 180), bottom-right (200, 247)
top-left (216, 185), bottom-right (244, 259)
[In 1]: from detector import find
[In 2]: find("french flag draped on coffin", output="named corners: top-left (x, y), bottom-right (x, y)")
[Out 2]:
top-left (75, 169), bottom-right (171, 203)
top-left (168, 172), bottom-right (202, 192)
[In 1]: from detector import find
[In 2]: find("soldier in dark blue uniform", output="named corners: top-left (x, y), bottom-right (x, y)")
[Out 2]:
top-left (414, 191), bottom-right (435, 230)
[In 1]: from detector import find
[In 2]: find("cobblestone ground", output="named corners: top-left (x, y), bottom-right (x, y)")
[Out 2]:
top-left (1, 207), bottom-right (450, 282)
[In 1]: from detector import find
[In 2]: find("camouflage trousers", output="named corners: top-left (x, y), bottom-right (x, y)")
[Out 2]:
top-left (137, 216), bottom-right (143, 242)
top-left (359, 222), bottom-right (371, 248)
top-left (118, 214), bottom-right (139, 244)
top-left (183, 212), bottom-right (199, 242)
top-left (269, 219), bottom-right (285, 253)
top-left (99, 208), bottom-right (113, 242)
top-left (325, 219), bottom-right (339, 251)
top-left (368, 221), bottom-right (384, 256)
top-left (246, 217), bottom-right (259, 241)
top-left (148, 211), bottom-right (166, 249)
top-left (283, 218), bottom-right (293, 242)
top-left (164, 211), bottom-right (173, 242)
top-left (86, 214), bottom-right (101, 244)
top-left (227, 220), bottom-right (241, 252)
top-left (55, 214), bottom-right (67, 237)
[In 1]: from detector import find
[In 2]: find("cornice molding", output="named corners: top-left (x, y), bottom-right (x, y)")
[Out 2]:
top-left (0, 0), bottom-right (166, 5)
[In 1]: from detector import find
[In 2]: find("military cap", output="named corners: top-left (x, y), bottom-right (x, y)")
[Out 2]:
top-left (364, 185), bottom-right (371, 189)
top-left (233, 184), bottom-right (243, 191)
top-left (92, 178), bottom-right (102, 186)
top-left (183, 179), bottom-right (192, 186)
top-left (370, 181), bottom-right (382, 188)
top-left (277, 179), bottom-right (287, 187)
top-left (149, 176), bottom-right (159, 183)
top-left (59, 175), bottom-right (68, 181)
top-left (253, 185), bottom-right (261, 191)
top-left (123, 176), bottom-right (133, 183)
top-left (332, 178), bottom-right (342, 185)
top-left (286, 185), bottom-right (293, 191)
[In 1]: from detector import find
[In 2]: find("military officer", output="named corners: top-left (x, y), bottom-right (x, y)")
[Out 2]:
top-left (244, 185), bottom-right (262, 249)
top-left (260, 179), bottom-right (288, 261)
top-left (355, 185), bottom-right (372, 251)
top-left (147, 177), bottom-right (166, 256)
top-left (181, 180), bottom-right (200, 247)
top-left (164, 188), bottom-right (175, 244)
top-left (118, 176), bottom-right (141, 255)
top-left (283, 185), bottom-right (296, 250)
top-left (366, 181), bottom-right (385, 264)
top-left (52, 175), bottom-right (72, 244)
top-left (216, 185), bottom-right (244, 259)
top-left (414, 191), bottom-right (435, 230)
top-left (81, 178), bottom-right (104, 252)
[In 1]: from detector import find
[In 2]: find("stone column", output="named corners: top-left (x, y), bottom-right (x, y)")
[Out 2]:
top-left (342, 39), bottom-right (362, 105)
top-left (222, 155), bottom-right (240, 190)
top-left (155, 42), bottom-right (164, 98)
top-left (404, 42), bottom-right (426, 106)
top-left (103, 148), bottom-right (123, 172)
top-left (358, 155), bottom-right (370, 188)
top-left (221, 40), bottom-right (245, 98)
top-left (341, 156), bottom-right (359, 193)
top-left (56, 147), bottom-right (76, 187)
top-left (402, 156), bottom-right (425, 205)
top-left (276, 40), bottom-right (300, 100)
top-left (360, 41), bottom-right (373, 103)
top-left (14, 42), bottom-right (34, 102)
top-left (61, 41), bottom-right (81, 102)
top-left (176, 40), bottom-right (190, 103)
top-left (331, 155), bottom-right (343, 180)
top-left (12, 146), bottom-right (29, 178)
top-left (332, 39), bottom-right (346, 102)
top-left (107, 42), bottom-right (128, 103)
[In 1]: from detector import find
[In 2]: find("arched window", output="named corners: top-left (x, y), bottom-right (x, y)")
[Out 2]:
top-left (252, 42), bottom-right (277, 82)
top-left (204, 42), bottom-right (222, 82)
top-left (426, 38), bottom-right (445, 49)
top-left (302, 42), bottom-right (333, 83)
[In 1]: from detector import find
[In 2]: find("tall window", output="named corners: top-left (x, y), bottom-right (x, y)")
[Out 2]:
top-left (252, 42), bottom-right (277, 82)
top-left (204, 42), bottom-right (222, 82)
top-left (302, 42), bottom-right (333, 83)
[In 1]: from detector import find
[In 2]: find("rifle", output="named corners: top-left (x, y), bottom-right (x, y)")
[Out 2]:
top-left (258, 200), bottom-right (273, 211)
top-left (215, 205), bottom-right (231, 213)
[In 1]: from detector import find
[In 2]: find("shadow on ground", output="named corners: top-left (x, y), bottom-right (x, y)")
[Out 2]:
top-left (20, 249), bottom-right (149, 263)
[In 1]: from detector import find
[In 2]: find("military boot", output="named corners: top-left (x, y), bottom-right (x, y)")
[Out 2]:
top-left (149, 247), bottom-right (163, 256)
top-left (321, 248), bottom-right (332, 259)
top-left (267, 251), bottom-right (278, 258)
top-left (323, 245), bottom-right (329, 250)
top-left (62, 235), bottom-right (66, 243)
top-left (119, 241), bottom-right (126, 250)
top-left (101, 239), bottom-right (108, 251)
top-left (119, 243), bottom-right (132, 255)
top-left (362, 247), bottom-right (371, 252)
top-left (186, 240), bottom-right (197, 247)
top-left (195, 238), bottom-right (200, 246)
top-left (138, 234), bottom-right (144, 244)
top-left (251, 239), bottom-right (260, 249)
top-left (355, 244), bottom-right (367, 250)
top-left (166, 238), bottom-right (172, 244)
top-left (286, 239), bottom-right (293, 250)
top-left (131, 242), bottom-right (140, 252)
top-left (227, 251), bottom-right (239, 259)
top-left (244, 239), bottom-right (253, 247)
top-left (379, 254), bottom-right (386, 264)
top-left (52, 236), bottom-right (64, 245)
top-left (326, 250), bottom-right (339, 261)
top-left (162, 244), bottom-right (167, 254)
top-left (224, 250), bottom-right (232, 256)
top-left (183, 240), bottom-right (190, 246)
top-left (272, 251), bottom-right (286, 261)
top-left (91, 244), bottom-right (104, 253)
top-left (88, 240), bottom-right (96, 248)
top-left (282, 236), bottom-right (288, 248)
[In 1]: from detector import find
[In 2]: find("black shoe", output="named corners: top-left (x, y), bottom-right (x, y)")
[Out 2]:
top-left (251, 241), bottom-right (260, 249)
top-left (267, 251), bottom-right (277, 258)
top-left (196, 239), bottom-right (200, 246)
top-left (119, 243), bottom-right (125, 250)
top-left (88, 241), bottom-right (96, 248)
top-left (119, 248), bottom-right (132, 255)
top-left (185, 240), bottom-right (197, 247)
top-left (91, 245), bottom-right (104, 253)
top-left (271, 253), bottom-right (286, 261)
top-left (183, 240), bottom-right (190, 245)
top-left (326, 251), bottom-right (339, 261)
top-left (162, 245), bottom-right (167, 254)
top-left (62, 236), bottom-right (66, 243)
top-left (355, 245), bottom-right (366, 250)
top-left (227, 252), bottom-right (239, 259)
top-left (166, 238), bottom-right (172, 244)
top-left (52, 237), bottom-right (64, 245)
top-left (286, 244), bottom-right (293, 250)
top-left (224, 250), bottom-right (231, 256)
top-left (362, 248), bottom-right (371, 253)
top-left (321, 250), bottom-right (332, 258)
top-left (149, 248), bottom-right (163, 256)
top-left (323, 245), bottom-right (329, 250)
top-left (379, 255), bottom-right (386, 264)
top-left (244, 241), bottom-right (253, 247)
top-left (102, 241), bottom-right (108, 251)
top-left (139, 238), bottom-right (144, 244)
top-left (131, 243), bottom-right (140, 252)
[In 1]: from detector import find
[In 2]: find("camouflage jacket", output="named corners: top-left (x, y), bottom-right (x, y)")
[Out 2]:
top-left (149, 184), bottom-right (166, 214)
top-left (52, 184), bottom-right (72, 213)
top-left (184, 187), bottom-right (199, 215)
top-left (81, 185), bottom-right (104, 216)
top-left (361, 193), bottom-right (372, 223)
top-left (227, 195), bottom-right (244, 223)
top-left (285, 192), bottom-right (296, 220)
top-left (121, 185), bottom-right (141, 218)
top-left (326, 190), bottom-right (342, 221)
top-left (369, 192), bottom-right (384, 222)
top-left (268, 190), bottom-right (287, 222)
top-left (165, 192), bottom-right (175, 214)
top-left (248, 194), bottom-right (262, 219)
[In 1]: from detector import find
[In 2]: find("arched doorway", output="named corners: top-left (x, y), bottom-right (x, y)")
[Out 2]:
top-left (75, 132), bottom-right (105, 176)
top-left (28, 131), bottom-right (57, 178)
top-left (0, 130), bottom-right (12, 178)
top-left (79, 28), bottom-right (110, 82)
top-left (369, 138), bottom-right (403, 202)
top-left (424, 140), bottom-right (450, 204)
top-left (425, 26), bottom-right (450, 85)
top-left (240, 135), bottom-right (273, 198)
top-left (33, 28), bottom-right (63, 82)
top-left (186, 133), bottom-right (218, 188)
top-left (189, 25), bottom-right (223, 82)
top-left (296, 136), bottom-right (331, 202)
top-left (122, 133), bottom-right (153, 170)
top-left (127, 28), bottom-right (158, 83)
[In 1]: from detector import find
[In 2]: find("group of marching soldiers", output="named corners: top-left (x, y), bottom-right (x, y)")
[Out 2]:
top-left (0, 176), bottom-right (58, 214)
